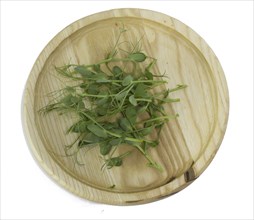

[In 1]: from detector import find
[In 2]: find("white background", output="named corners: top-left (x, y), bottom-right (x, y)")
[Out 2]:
top-left (1, 1), bottom-right (253, 220)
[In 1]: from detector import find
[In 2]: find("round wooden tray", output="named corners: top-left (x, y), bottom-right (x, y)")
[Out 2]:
top-left (22, 8), bottom-right (229, 205)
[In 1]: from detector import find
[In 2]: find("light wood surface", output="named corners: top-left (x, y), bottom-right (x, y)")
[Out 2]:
top-left (22, 8), bottom-right (229, 205)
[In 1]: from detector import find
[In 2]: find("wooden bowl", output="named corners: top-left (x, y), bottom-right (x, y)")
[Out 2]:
top-left (22, 8), bottom-right (229, 205)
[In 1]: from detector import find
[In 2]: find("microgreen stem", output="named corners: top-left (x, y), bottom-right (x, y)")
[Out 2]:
top-left (133, 143), bottom-right (163, 172)
top-left (132, 80), bottom-right (167, 84)
top-left (80, 93), bottom-right (115, 98)
top-left (168, 84), bottom-right (187, 93)
top-left (135, 98), bottom-right (152, 102)
top-left (137, 114), bottom-right (179, 125)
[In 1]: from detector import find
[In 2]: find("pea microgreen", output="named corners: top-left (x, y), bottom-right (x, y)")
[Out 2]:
top-left (39, 27), bottom-right (187, 172)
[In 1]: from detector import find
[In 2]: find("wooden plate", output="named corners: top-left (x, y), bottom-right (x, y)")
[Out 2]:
top-left (22, 8), bottom-right (229, 205)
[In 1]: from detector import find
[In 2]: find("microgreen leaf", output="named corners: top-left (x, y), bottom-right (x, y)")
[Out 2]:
top-left (125, 106), bottom-right (137, 125)
top-left (75, 66), bottom-right (93, 77)
top-left (145, 69), bottom-right (153, 80)
top-left (96, 97), bottom-right (109, 105)
top-left (87, 124), bottom-right (108, 138)
top-left (99, 142), bottom-right (112, 155)
top-left (109, 138), bottom-right (122, 146)
top-left (134, 83), bottom-right (148, 98)
top-left (78, 138), bottom-right (100, 148)
top-left (128, 52), bottom-right (147, 62)
top-left (140, 126), bottom-right (153, 136)
top-left (83, 132), bottom-right (102, 144)
top-left (71, 96), bottom-right (80, 104)
top-left (137, 104), bottom-right (149, 114)
top-left (119, 118), bottom-right (132, 131)
top-left (87, 84), bottom-right (99, 95)
top-left (112, 66), bottom-right (123, 77)
top-left (103, 122), bottom-right (118, 130)
top-left (129, 95), bottom-right (137, 106)
top-left (65, 86), bottom-right (76, 94)
top-left (93, 64), bottom-right (101, 72)
top-left (77, 101), bottom-right (85, 110)
top-left (105, 157), bottom-right (122, 169)
top-left (61, 94), bottom-right (74, 106)
top-left (96, 107), bottom-right (108, 116)
top-left (91, 73), bottom-right (107, 81)
top-left (115, 90), bottom-right (128, 101)
top-left (69, 121), bottom-right (87, 133)
top-left (122, 75), bottom-right (133, 86)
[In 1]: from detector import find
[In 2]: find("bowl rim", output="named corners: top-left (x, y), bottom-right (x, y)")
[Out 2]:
top-left (22, 8), bottom-right (229, 205)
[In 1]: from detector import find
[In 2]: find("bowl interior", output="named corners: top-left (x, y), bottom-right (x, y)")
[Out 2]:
top-left (33, 17), bottom-right (217, 193)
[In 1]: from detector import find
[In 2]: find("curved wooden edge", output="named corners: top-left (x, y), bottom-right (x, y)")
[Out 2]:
top-left (22, 8), bottom-right (229, 205)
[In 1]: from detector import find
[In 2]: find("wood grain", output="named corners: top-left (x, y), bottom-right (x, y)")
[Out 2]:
top-left (22, 8), bottom-right (229, 205)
